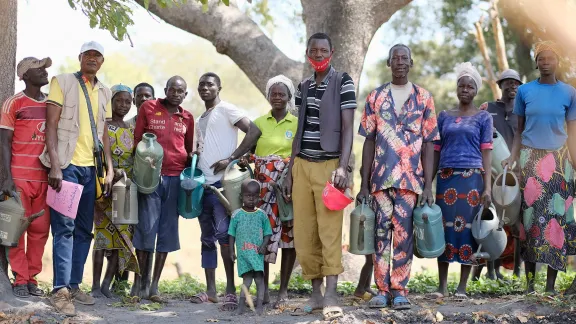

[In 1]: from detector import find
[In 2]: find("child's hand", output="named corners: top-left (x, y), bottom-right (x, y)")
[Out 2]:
top-left (258, 244), bottom-right (267, 255)
top-left (230, 251), bottom-right (236, 262)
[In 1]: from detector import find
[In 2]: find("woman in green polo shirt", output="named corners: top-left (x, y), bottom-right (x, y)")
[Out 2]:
top-left (248, 75), bottom-right (298, 308)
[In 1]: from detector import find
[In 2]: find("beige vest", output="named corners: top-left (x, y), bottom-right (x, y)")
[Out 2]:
top-left (40, 73), bottom-right (111, 169)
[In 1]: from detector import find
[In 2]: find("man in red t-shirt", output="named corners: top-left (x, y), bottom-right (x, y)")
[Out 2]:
top-left (131, 75), bottom-right (194, 300)
top-left (0, 57), bottom-right (52, 298)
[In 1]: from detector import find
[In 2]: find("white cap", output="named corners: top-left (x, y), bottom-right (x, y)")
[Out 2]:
top-left (80, 41), bottom-right (104, 56)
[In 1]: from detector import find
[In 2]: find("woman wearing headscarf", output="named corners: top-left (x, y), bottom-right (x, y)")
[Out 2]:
top-left (431, 63), bottom-right (493, 300)
top-left (91, 84), bottom-right (140, 298)
top-left (503, 41), bottom-right (576, 294)
top-left (242, 75), bottom-right (298, 308)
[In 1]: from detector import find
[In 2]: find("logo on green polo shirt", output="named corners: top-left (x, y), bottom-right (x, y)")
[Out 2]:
top-left (285, 130), bottom-right (293, 139)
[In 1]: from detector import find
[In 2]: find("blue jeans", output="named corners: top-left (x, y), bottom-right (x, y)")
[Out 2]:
top-left (133, 176), bottom-right (181, 253)
top-left (50, 165), bottom-right (96, 291)
top-left (198, 181), bottom-right (230, 269)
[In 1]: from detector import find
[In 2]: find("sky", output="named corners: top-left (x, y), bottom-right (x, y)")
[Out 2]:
top-left (16, 0), bottom-right (400, 93)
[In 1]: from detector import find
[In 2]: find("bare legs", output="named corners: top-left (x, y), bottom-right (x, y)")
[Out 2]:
top-left (91, 250), bottom-right (118, 298)
top-left (436, 261), bottom-right (472, 297)
top-left (354, 255), bottom-right (375, 298)
top-left (131, 250), bottom-right (153, 299)
top-left (236, 271), bottom-right (265, 316)
top-left (265, 248), bottom-right (297, 308)
top-left (148, 252), bottom-right (168, 298)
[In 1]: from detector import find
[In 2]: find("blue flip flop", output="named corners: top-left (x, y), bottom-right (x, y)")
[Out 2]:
top-left (368, 294), bottom-right (390, 308)
top-left (392, 296), bottom-right (411, 310)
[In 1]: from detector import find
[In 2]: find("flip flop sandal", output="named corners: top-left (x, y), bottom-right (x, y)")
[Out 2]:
top-left (149, 295), bottom-right (166, 303)
top-left (368, 295), bottom-right (390, 308)
top-left (322, 306), bottom-right (344, 321)
top-left (273, 297), bottom-right (290, 309)
top-left (190, 292), bottom-right (218, 304)
top-left (27, 283), bottom-right (44, 297)
top-left (453, 293), bottom-right (469, 301)
top-left (13, 284), bottom-right (30, 298)
top-left (392, 296), bottom-right (411, 310)
top-left (290, 304), bottom-right (314, 316)
top-left (219, 293), bottom-right (238, 311)
top-left (426, 292), bottom-right (447, 300)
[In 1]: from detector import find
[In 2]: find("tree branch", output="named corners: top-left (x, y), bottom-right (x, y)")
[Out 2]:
top-left (135, 0), bottom-right (303, 94)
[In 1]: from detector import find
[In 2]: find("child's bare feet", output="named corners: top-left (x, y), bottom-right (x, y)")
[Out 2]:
top-left (236, 297), bottom-right (247, 315)
top-left (256, 298), bottom-right (264, 316)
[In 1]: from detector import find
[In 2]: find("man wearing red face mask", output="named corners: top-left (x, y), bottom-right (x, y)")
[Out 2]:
top-left (282, 32), bottom-right (356, 321)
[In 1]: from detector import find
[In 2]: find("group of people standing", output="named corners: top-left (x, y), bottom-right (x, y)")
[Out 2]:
top-left (1, 33), bottom-right (576, 321)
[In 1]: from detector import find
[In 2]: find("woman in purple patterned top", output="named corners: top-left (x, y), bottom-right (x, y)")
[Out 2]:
top-left (431, 63), bottom-right (493, 300)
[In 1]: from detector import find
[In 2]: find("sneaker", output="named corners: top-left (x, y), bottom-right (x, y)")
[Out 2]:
top-left (49, 288), bottom-right (76, 317)
top-left (71, 288), bottom-right (95, 305)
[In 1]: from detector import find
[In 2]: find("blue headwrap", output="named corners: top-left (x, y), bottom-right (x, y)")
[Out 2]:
top-left (111, 84), bottom-right (133, 99)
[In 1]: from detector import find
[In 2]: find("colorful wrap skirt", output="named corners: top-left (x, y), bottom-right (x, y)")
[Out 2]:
top-left (253, 155), bottom-right (295, 264)
top-left (436, 168), bottom-right (484, 265)
top-left (519, 146), bottom-right (576, 271)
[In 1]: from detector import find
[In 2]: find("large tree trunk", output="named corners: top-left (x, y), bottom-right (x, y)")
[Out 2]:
top-left (0, 0), bottom-right (17, 304)
top-left (138, 0), bottom-right (411, 92)
top-left (0, 0), bottom-right (17, 103)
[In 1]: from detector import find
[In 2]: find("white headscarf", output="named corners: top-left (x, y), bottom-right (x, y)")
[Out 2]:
top-left (265, 75), bottom-right (296, 115)
top-left (455, 62), bottom-right (482, 90)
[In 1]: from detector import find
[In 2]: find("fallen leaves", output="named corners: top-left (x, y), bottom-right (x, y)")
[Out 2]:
top-left (516, 315), bottom-right (529, 323)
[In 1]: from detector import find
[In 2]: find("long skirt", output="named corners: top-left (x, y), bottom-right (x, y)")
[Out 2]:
top-left (94, 196), bottom-right (140, 274)
top-left (519, 145), bottom-right (576, 271)
top-left (436, 168), bottom-right (484, 265)
top-left (254, 155), bottom-right (295, 264)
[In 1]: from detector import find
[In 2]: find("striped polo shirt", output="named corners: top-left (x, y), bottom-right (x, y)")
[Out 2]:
top-left (0, 92), bottom-right (48, 182)
top-left (295, 67), bottom-right (357, 160)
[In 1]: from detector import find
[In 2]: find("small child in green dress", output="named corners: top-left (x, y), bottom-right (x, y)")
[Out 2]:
top-left (228, 179), bottom-right (272, 315)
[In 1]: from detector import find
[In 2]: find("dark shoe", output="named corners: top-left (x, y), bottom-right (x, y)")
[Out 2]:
top-left (27, 283), bottom-right (44, 296)
top-left (12, 284), bottom-right (30, 298)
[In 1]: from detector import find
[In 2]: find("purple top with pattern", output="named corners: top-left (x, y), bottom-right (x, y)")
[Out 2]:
top-left (434, 110), bottom-right (493, 169)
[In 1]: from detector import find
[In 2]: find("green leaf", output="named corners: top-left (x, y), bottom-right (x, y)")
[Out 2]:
top-left (68, 0), bottom-right (76, 9)
top-left (144, 0), bottom-right (150, 9)
top-left (222, 0), bottom-right (230, 5)
top-left (202, 2), bottom-right (209, 13)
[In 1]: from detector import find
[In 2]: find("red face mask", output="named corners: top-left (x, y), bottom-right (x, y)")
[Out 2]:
top-left (307, 54), bottom-right (332, 73)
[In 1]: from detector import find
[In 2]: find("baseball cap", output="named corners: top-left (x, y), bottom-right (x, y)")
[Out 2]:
top-left (16, 57), bottom-right (52, 79)
top-left (497, 69), bottom-right (522, 85)
top-left (80, 41), bottom-right (104, 56)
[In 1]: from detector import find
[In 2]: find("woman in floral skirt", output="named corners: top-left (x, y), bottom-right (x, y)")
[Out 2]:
top-left (503, 41), bottom-right (576, 294)
top-left (432, 63), bottom-right (493, 300)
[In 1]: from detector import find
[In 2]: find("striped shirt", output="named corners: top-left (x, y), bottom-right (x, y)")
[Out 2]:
top-left (295, 67), bottom-right (357, 160)
top-left (0, 92), bottom-right (48, 182)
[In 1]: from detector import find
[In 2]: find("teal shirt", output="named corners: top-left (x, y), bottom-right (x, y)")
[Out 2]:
top-left (228, 208), bottom-right (272, 277)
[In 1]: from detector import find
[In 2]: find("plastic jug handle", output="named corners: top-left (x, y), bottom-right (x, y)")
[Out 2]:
top-left (502, 165), bottom-right (507, 199)
top-left (226, 159), bottom-right (254, 179)
top-left (11, 191), bottom-right (22, 207)
top-left (191, 153), bottom-right (198, 171)
top-left (123, 170), bottom-right (131, 217)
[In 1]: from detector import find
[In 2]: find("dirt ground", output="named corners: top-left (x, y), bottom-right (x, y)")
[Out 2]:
top-left (2, 292), bottom-right (574, 324)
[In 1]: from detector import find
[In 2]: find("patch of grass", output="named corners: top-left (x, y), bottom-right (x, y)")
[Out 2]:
top-left (407, 270), bottom-right (576, 296)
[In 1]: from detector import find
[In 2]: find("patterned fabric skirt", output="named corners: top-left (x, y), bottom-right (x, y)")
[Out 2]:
top-left (519, 146), bottom-right (576, 271)
top-left (436, 168), bottom-right (484, 265)
top-left (254, 155), bottom-right (295, 264)
top-left (94, 196), bottom-right (140, 274)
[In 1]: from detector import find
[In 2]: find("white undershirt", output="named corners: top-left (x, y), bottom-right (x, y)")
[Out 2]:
top-left (390, 82), bottom-right (412, 114)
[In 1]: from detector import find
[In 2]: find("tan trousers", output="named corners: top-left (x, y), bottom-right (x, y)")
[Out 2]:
top-left (292, 157), bottom-right (344, 280)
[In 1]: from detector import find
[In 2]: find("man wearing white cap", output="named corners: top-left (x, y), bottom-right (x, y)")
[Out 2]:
top-left (41, 41), bottom-right (114, 316)
top-left (0, 57), bottom-right (52, 298)
top-left (475, 69), bottom-right (523, 281)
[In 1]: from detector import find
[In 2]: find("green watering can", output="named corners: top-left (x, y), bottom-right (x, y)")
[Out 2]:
top-left (204, 160), bottom-right (254, 215)
top-left (413, 203), bottom-right (445, 258)
top-left (349, 198), bottom-right (376, 255)
top-left (133, 133), bottom-right (164, 194)
top-left (179, 154), bottom-right (205, 219)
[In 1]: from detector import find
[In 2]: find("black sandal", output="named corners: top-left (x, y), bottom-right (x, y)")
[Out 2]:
top-left (13, 284), bottom-right (30, 298)
top-left (27, 283), bottom-right (44, 296)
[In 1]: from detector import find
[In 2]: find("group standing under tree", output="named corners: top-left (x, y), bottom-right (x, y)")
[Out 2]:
top-left (3, 36), bottom-right (576, 321)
